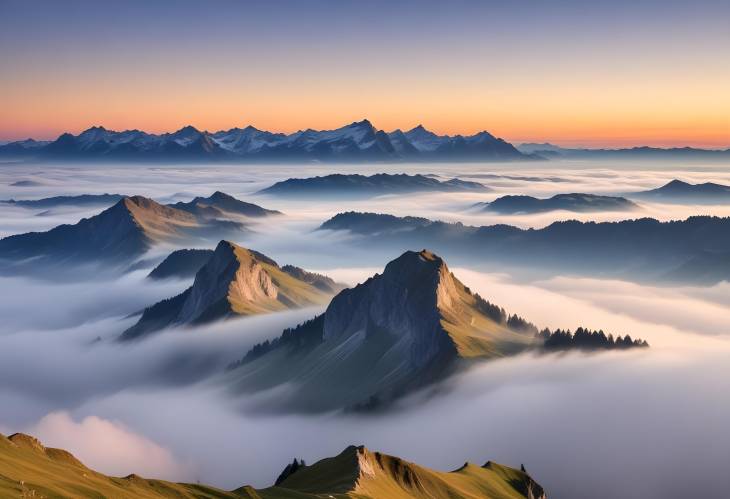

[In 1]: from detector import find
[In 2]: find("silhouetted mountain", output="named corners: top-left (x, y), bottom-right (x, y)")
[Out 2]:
top-left (630, 179), bottom-right (730, 204)
top-left (121, 241), bottom-right (340, 340)
top-left (0, 121), bottom-right (533, 162)
top-left (0, 196), bottom-right (250, 272)
top-left (319, 212), bottom-right (730, 284)
top-left (147, 248), bottom-right (214, 280)
top-left (257, 173), bottom-right (489, 198)
top-left (169, 191), bottom-right (281, 218)
top-left (478, 193), bottom-right (638, 214)
top-left (1, 193), bottom-right (125, 209)
top-left (227, 250), bottom-right (538, 411)
top-left (0, 432), bottom-right (547, 499)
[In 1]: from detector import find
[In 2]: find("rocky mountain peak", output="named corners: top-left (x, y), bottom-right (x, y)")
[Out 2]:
top-left (176, 241), bottom-right (277, 323)
top-left (321, 249), bottom-right (460, 369)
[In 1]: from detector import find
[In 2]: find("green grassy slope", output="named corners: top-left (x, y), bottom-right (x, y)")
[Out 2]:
top-left (0, 434), bottom-right (546, 499)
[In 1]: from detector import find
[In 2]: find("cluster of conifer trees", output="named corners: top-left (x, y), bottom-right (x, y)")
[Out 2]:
top-left (473, 293), bottom-right (539, 334)
top-left (537, 327), bottom-right (649, 351)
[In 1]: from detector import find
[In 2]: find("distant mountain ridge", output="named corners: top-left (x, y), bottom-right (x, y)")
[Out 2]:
top-left (0, 192), bottom-right (276, 273)
top-left (0, 120), bottom-right (533, 162)
top-left (258, 173), bottom-right (489, 197)
top-left (517, 142), bottom-right (730, 159)
top-left (478, 193), bottom-right (638, 214)
top-left (630, 179), bottom-right (730, 203)
top-left (319, 212), bottom-right (730, 285)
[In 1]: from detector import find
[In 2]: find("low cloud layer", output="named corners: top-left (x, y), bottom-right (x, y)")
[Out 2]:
top-left (2, 160), bottom-right (730, 498)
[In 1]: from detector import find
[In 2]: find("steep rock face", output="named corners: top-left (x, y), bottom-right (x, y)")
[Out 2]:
top-left (322, 250), bottom-right (458, 370)
top-left (176, 242), bottom-right (278, 323)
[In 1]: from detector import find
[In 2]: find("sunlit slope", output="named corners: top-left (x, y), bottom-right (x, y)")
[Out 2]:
top-left (121, 241), bottom-right (338, 340)
top-left (0, 196), bottom-right (199, 263)
top-left (227, 250), bottom-right (535, 411)
top-left (0, 433), bottom-right (546, 499)
top-left (0, 433), bottom-right (251, 499)
top-left (268, 446), bottom-right (546, 499)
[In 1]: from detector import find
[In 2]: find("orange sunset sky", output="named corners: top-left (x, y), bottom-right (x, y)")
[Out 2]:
top-left (1, 0), bottom-right (728, 148)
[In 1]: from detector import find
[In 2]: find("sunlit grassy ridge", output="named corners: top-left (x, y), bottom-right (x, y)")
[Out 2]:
top-left (0, 433), bottom-right (546, 498)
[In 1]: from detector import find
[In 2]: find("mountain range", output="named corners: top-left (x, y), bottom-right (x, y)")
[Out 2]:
top-left (0, 193), bottom-right (277, 272)
top-left (0, 432), bottom-right (547, 498)
top-left (517, 142), bottom-right (730, 159)
top-left (319, 212), bottom-right (730, 285)
top-left (121, 241), bottom-right (344, 341)
top-left (257, 173), bottom-right (488, 197)
top-left (0, 120), bottom-right (533, 162)
top-left (477, 193), bottom-right (638, 214)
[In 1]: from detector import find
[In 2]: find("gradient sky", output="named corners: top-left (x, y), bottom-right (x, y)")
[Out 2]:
top-left (1, 0), bottom-right (729, 147)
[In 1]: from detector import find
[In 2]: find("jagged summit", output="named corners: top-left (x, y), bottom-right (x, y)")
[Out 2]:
top-left (121, 241), bottom-right (340, 340)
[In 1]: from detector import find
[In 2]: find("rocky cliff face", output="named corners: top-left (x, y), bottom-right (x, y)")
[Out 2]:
top-left (176, 241), bottom-right (278, 323)
top-left (322, 250), bottom-right (458, 370)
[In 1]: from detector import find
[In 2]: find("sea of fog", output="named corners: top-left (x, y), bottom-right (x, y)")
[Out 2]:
top-left (1, 158), bottom-right (730, 499)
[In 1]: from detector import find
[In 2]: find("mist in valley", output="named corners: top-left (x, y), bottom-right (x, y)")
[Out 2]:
top-left (2, 159), bottom-right (730, 498)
